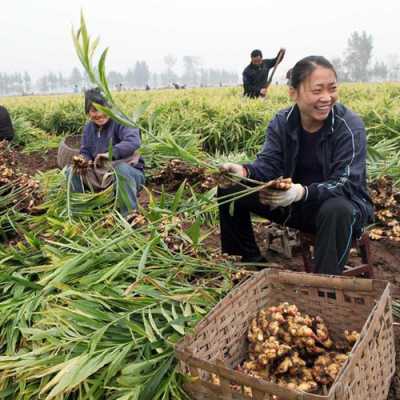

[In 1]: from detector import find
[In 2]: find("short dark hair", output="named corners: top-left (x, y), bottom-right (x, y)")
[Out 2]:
top-left (290, 56), bottom-right (337, 89)
top-left (84, 87), bottom-right (110, 114)
top-left (251, 49), bottom-right (262, 58)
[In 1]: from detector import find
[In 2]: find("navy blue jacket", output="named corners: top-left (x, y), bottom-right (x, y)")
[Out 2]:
top-left (245, 103), bottom-right (374, 224)
top-left (80, 120), bottom-right (144, 170)
top-left (242, 57), bottom-right (278, 98)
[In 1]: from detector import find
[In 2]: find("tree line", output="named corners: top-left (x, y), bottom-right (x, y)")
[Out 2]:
top-left (332, 31), bottom-right (400, 82)
top-left (0, 55), bottom-right (239, 96)
top-left (1, 32), bottom-right (399, 96)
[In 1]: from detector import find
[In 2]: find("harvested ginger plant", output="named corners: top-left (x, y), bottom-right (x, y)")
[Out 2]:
top-left (150, 159), bottom-right (210, 191)
top-left (369, 176), bottom-right (400, 241)
top-left (150, 159), bottom-right (295, 194)
top-left (0, 140), bottom-right (41, 213)
top-left (235, 302), bottom-right (358, 396)
top-left (72, 155), bottom-right (93, 175)
top-left (262, 177), bottom-right (293, 191)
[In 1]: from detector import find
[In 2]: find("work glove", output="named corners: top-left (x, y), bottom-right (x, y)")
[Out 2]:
top-left (259, 183), bottom-right (305, 208)
top-left (220, 163), bottom-right (246, 177)
top-left (218, 163), bottom-right (247, 188)
top-left (94, 153), bottom-right (109, 168)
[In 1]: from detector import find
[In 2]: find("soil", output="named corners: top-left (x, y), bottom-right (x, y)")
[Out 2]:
top-left (11, 149), bottom-right (400, 399)
top-left (13, 148), bottom-right (59, 175)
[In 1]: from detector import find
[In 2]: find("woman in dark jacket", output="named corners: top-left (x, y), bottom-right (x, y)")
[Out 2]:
top-left (220, 56), bottom-right (373, 275)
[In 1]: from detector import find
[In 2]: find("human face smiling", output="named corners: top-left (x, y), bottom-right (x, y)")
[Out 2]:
top-left (88, 106), bottom-right (110, 126)
top-left (290, 66), bottom-right (338, 132)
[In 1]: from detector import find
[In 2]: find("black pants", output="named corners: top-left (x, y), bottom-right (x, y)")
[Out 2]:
top-left (218, 185), bottom-right (363, 275)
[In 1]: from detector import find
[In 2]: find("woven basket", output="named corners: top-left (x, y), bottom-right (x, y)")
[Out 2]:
top-left (176, 270), bottom-right (395, 400)
top-left (57, 135), bottom-right (81, 168)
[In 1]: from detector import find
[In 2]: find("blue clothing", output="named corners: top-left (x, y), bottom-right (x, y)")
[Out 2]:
top-left (80, 120), bottom-right (144, 170)
top-left (67, 119), bottom-right (145, 214)
top-left (244, 103), bottom-right (373, 225)
top-left (113, 163), bottom-right (145, 214)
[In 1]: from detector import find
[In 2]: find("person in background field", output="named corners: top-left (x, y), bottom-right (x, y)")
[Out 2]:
top-left (67, 87), bottom-right (145, 214)
top-left (220, 56), bottom-right (373, 275)
top-left (0, 105), bottom-right (15, 141)
top-left (243, 48), bottom-right (285, 98)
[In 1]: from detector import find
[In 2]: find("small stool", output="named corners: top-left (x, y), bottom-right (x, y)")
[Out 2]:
top-left (299, 231), bottom-right (373, 278)
top-left (264, 224), bottom-right (298, 258)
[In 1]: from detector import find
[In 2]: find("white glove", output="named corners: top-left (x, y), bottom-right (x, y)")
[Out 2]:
top-left (218, 163), bottom-right (247, 188)
top-left (259, 184), bottom-right (305, 208)
top-left (94, 152), bottom-right (109, 167)
top-left (219, 163), bottom-right (246, 177)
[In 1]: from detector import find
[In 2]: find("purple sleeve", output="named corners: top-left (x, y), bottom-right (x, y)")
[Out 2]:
top-left (80, 124), bottom-right (94, 160)
top-left (112, 126), bottom-right (141, 159)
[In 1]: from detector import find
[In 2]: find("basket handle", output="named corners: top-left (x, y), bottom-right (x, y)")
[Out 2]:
top-left (276, 271), bottom-right (374, 291)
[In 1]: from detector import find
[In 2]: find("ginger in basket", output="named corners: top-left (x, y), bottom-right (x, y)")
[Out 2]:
top-left (239, 302), bottom-right (354, 395)
top-left (344, 330), bottom-right (360, 346)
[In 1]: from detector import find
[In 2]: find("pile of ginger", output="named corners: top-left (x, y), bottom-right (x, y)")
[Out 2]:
top-left (212, 302), bottom-right (360, 397)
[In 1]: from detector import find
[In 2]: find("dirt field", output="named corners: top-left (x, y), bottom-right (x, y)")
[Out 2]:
top-left (14, 150), bottom-right (400, 399)
top-left (14, 148), bottom-right (59, 174)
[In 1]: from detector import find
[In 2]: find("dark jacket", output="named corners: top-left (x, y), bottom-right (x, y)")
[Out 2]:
top-left (244, 103), bottom-right (374, 225)
top-left (242, 57), bottom-right (278, 98)
top-left (80, 120), bottom-right (144, 170)
top-left (0, 106), bottom-right (14, 141)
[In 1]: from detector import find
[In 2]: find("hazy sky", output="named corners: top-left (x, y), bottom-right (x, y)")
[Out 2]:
top-left (1, 0), bottom-right (399, 80)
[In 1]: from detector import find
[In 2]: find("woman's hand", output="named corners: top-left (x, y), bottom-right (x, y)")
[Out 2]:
top-left (94, 153), bottom-right (109, 167)
top-left (259, 183), bottom-right (305, 208)
top-left (219, 163), bottom-right (247, 177)
top-left (218, 163), bottom-right (247, 188)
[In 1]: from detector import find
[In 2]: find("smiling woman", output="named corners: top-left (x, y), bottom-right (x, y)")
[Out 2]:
top-left (65, 87), bottom-right (145, 215)
top-left (219, 55), bottom-right (374, 276)
top-left (288, 56), bottom-right (338, 132)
